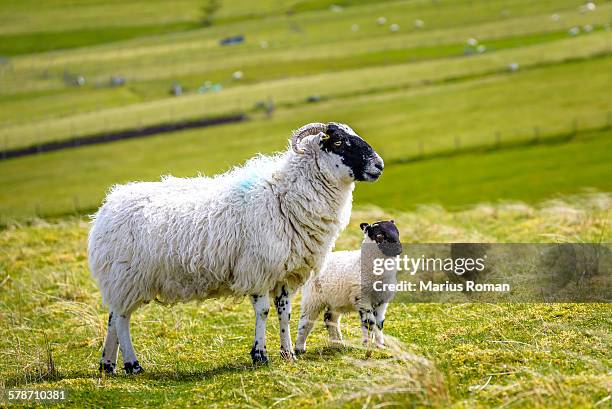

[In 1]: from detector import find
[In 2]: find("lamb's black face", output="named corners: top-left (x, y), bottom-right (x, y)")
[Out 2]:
top-left (320, 123), bottom-right (384, 181)
top-left (360, 220), bottom-right (402, 256)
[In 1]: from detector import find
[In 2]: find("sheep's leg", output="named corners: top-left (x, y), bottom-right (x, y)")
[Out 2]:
top-left (115, 312), bottom-right (144, 374)
top-left (273, 284), bottom-right (296, 361)
top-left (358, 307), bottom-right (376, 346)
top-left (373, 303), bottom-right (389, 348)
top-left (295, 303), bottom-right (322, 355)
top-left (99, 311), bottom-right (119, 374)
top-left (250, 294), bottom-right (270, 365)
top-left (324, 309), bottom-right (343, 346)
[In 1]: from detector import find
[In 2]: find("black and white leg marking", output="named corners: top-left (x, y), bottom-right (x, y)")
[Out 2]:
top-left (324, 309), bottom-right (343, 345)
top-left (273, 284), bottom-right (295, 361)
top-left (373, 302), bottom-right (389, 347)
top-left (115, 312), bottom-right (144, 375)
top-left (358, 307), bottom-right (376, 346)
top-left (99, 311), bottom-right (119, 374)
top-left (250, 294), bottom-right (270, 365)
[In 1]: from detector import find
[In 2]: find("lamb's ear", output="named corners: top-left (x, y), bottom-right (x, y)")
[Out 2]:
top-left (391, 220), bottom-right (395, 224)
top-left (360, 223), bottom-right (369, 232)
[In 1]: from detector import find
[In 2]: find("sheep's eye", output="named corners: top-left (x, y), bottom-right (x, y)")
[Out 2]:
top-left (376, 234), bottom-right (384, 241)
top-left (334, 140), bottom-right (342, 147)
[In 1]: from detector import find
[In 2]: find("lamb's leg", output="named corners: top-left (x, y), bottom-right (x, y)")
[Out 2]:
top-left (273, 284), bottom-right (296, 361)
top-left (250, 294), bottom-right (270, 365)
top-left (99, 311), bottom-right (119, 374)
top-left (373, 302), bottom-right (389, 348)
top-left (358, 307), bottom-right (376, 346)
top-left (324, 309), bottom-right (343, 346)
top-left (295, 300), bottom-right (322, 355)
top-left (115, 312), bottom-right (144, 374)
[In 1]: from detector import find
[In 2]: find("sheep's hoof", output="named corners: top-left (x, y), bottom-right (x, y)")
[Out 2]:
top-left (251, 348), bottom-right (269, 365)
top-left (99, 362), bottom-right (116, 375)
top-left (280, 348), bottom-right (297, 362)
top-left (294, 348), bottom-right (306, 356)
top-left (124, 361), bottom-right (144, 375)
top-left (376, 342), bottom-right (386, 349)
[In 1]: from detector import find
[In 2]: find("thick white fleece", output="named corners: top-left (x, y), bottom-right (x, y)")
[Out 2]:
top-left (88, 136), bottom-right (354, 314)
top-left (299, 243), bottom-right (397, 317)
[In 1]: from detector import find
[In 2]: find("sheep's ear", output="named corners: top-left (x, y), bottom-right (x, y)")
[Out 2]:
top-left (391, 220), bottom-right (395, 224)
top-left (360, 222), bottom-right (369, 232)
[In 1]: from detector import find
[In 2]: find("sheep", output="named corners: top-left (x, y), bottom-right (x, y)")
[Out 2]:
top-left (88, 122), bottom-right (384, 374)
top-left (295, 220), bottom-right (402, 354)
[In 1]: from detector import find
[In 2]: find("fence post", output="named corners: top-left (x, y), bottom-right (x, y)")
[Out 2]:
top-left (533, 126), bottom-right (540, 143)
top-left (454, 136), bottom-right (460, 150)
top-left (2, 135), bottom-right (7, 159)
top-left (35, 203), bottom-right (41, 218)
top-left (572, 118), bottom-right (578, 135)
top-left (37, 131), bottom-right (42, 153)
top-left (495, 131), bottom-right (501, 148)
top-left (607, 112), bottom-right (611, 128)
top-left (418, 141), bottom-right (424, 157)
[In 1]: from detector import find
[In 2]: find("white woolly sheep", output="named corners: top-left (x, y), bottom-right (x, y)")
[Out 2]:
top-left (295, 220), bottom-right (401, 354)
top-left (89, 122), bottom-right (384, 374)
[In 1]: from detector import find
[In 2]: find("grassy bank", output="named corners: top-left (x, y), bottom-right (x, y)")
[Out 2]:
top-left (0, 194), bottom-right (610, 407)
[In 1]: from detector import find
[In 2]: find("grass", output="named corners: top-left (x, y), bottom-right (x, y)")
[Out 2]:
top-left (356, 127), bottom-right (612, 210)
top-left (1, 0), bottom-right (611, 142)
top-left (1, 90), bottom-right (611, 221)
top-left (2, 30), bottom-right (612, 145)
top-left (1, 0), bottom-right (610, 407)
top-left (0, 194), bottom-right (610, 407)
top-left (0, 0), bottom-right (299, 36)
top-left (0, 22), bottom-right (199, 57)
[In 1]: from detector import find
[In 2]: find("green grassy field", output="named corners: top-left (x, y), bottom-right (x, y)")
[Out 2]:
top-left (1, 0), bottom-right (611, 147)
top-left (0, 1), bottom-right (611, 407)
top-left (0, 0), bottom-right (611, 223)
top-left (0, 195), bottom-right (610, 408)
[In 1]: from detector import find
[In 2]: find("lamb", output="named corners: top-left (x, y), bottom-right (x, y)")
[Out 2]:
top-left (88, 122), bottom-right (384, 374)
top-left (295, 220), bottom-right (401, 354)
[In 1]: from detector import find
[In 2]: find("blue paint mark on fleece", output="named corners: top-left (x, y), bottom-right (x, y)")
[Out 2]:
top-left (235, 172), bottom-right (260, 197)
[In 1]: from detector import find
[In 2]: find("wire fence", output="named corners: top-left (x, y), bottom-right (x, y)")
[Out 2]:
top-left (381, 110), bottom-right (612, 165)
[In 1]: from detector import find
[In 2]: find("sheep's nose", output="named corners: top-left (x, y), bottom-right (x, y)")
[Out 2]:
top-left (373, 154), bottom-right (384, 171)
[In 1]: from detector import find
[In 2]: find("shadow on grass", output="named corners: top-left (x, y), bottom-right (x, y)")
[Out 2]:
top-left (299, 343), bottom-right (392, 361)
top-left (141, 361), bottom-right (259, 382)
top-left (4, 360), bottom-right (262, 387)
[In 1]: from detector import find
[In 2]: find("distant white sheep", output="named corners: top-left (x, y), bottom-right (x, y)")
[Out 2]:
top-left (295, 220), bottom-right (401, 354)
top-left (89, 122), bottom-right (384, 374)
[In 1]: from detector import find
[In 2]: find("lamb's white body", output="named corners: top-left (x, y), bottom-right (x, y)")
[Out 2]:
top-left (89, 123), bottom-right (384, 374)
top-left (295, 242), bottom-right (397, 352)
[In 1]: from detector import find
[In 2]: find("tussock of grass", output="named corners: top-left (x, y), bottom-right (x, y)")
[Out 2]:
top-left (0, 194), bottom-right (609, 407)
top-left (346, 192), bottom-right (610, 245)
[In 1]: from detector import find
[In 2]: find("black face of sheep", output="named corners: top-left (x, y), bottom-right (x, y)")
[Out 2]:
top-left (361, 220), bottom-right (402, 256)
top-left (321, 123), bottom-right (384, 182)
